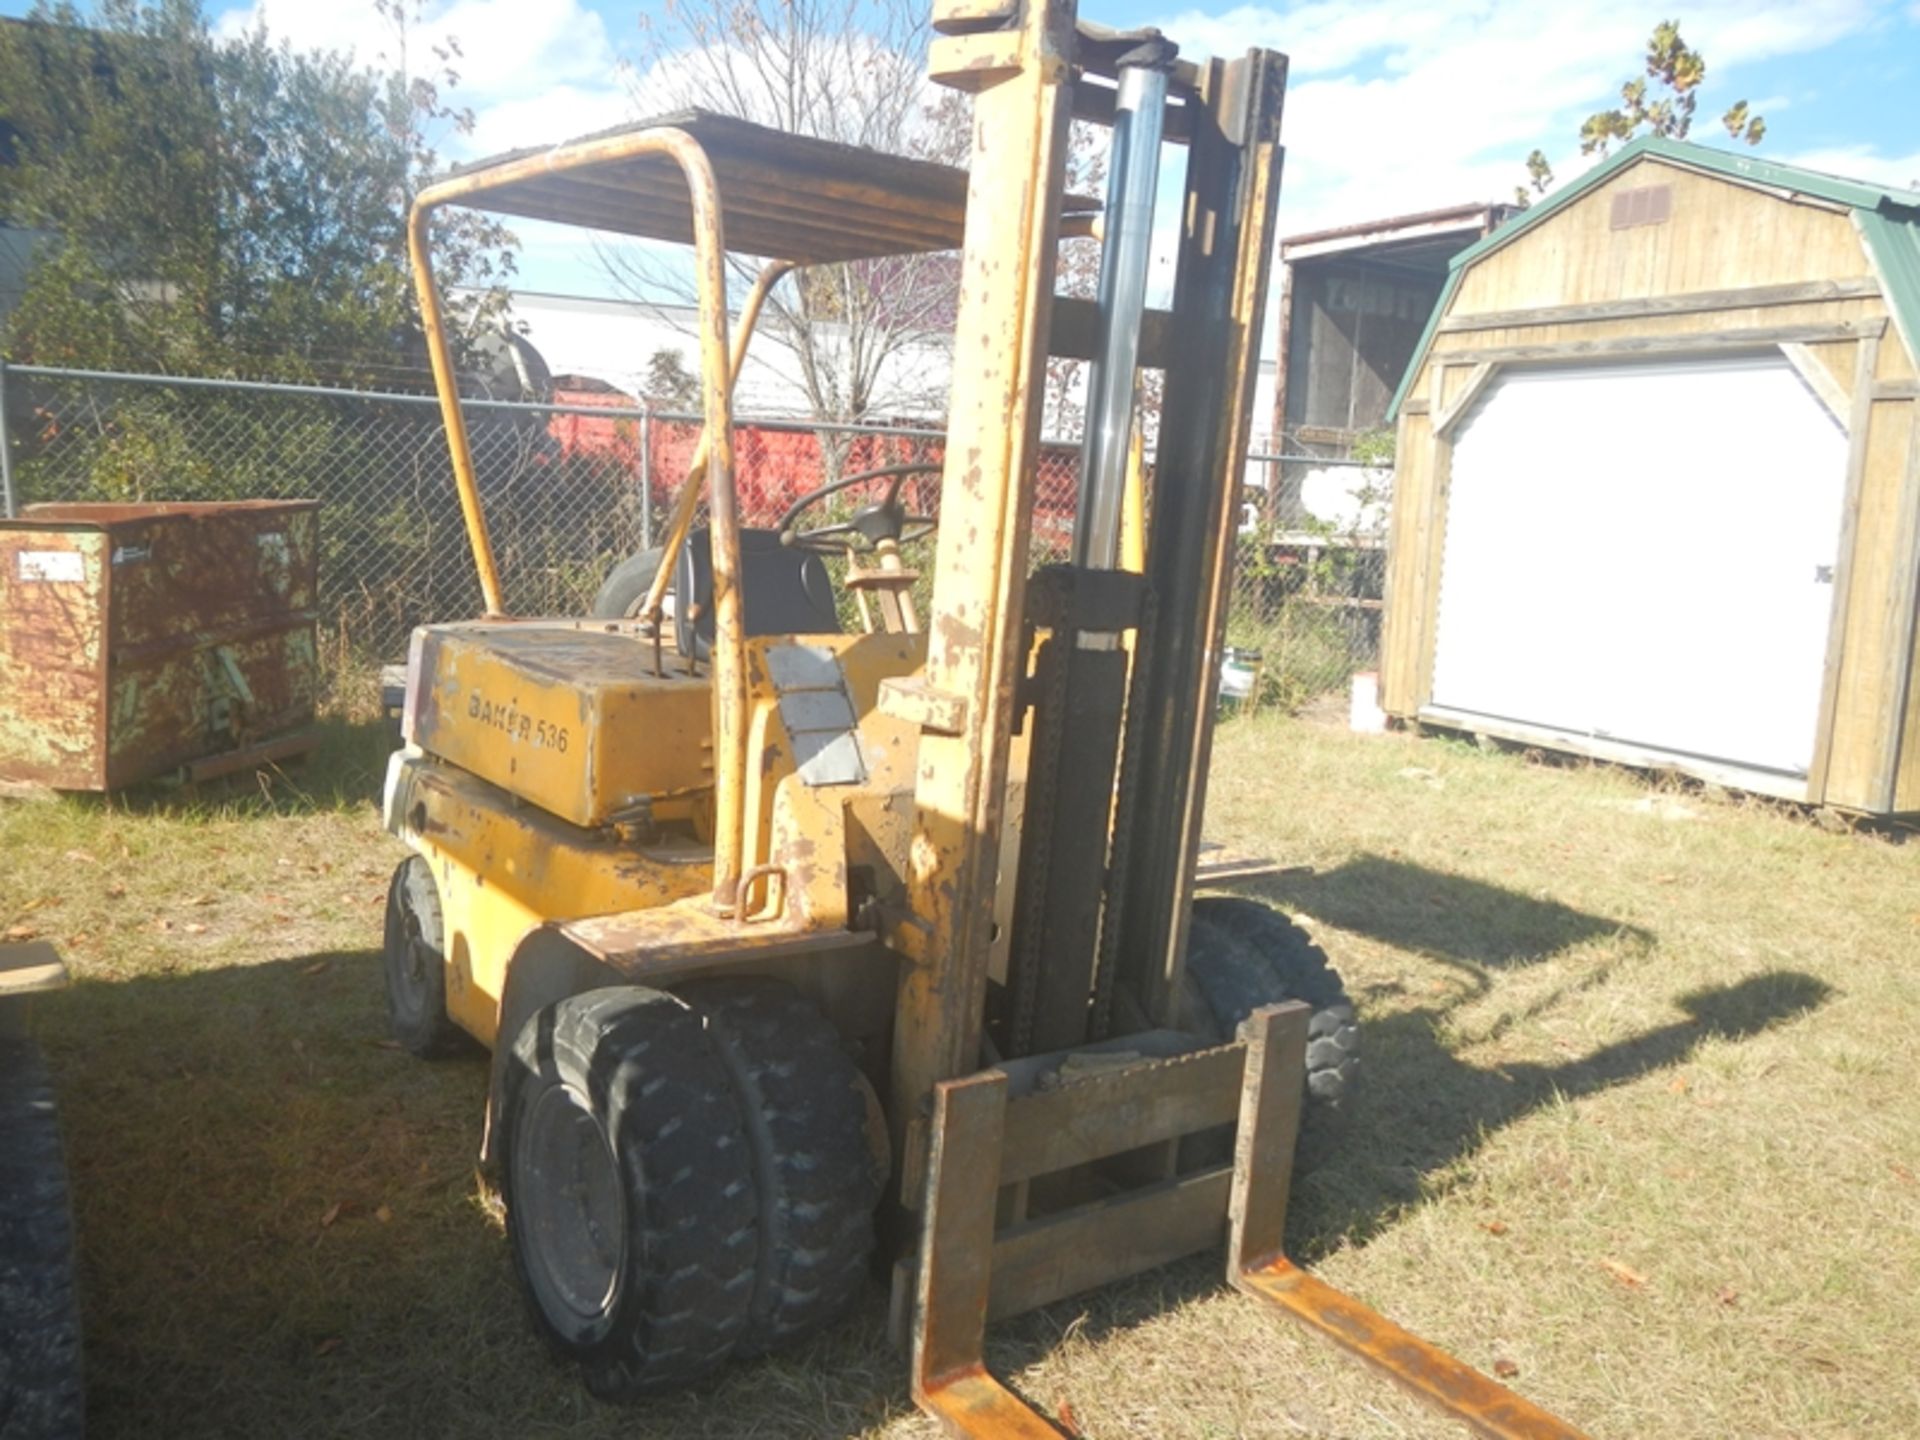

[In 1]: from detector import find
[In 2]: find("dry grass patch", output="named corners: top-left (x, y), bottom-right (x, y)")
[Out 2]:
top-left (1, 713), bottom-right (1915, 1438)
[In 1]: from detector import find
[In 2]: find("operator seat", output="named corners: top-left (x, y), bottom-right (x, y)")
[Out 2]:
top-left (674, 526), bottom-right (843, 660)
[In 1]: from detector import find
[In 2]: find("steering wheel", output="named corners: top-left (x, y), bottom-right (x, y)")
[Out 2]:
top-left (776, 462), bottom-right (941, 555)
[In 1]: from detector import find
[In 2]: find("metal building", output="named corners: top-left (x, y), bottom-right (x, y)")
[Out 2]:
top-left (1272, 201), bottom-right (1512, 458)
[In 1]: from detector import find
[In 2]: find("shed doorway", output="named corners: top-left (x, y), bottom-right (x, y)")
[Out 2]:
top-left (1430, 353), bottom-right (1848, 776)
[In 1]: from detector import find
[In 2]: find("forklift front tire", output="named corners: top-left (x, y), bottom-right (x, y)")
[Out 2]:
top-left (381, 857), bottom-right (468, 1059)
top-left (676, 977), bottom-right (888, 1356)
top-left (501, 988), bottom-right (758, 1399)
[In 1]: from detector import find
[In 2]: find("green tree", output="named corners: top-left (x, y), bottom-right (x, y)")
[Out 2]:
top-left (1516, 20), bottom-right (1766, 207)
top-left (0, 0), bottom-right (515, 380)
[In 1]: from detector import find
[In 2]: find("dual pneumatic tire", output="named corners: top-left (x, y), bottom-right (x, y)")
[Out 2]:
top-left (499, 979), bottom-right (885, 1398)
top-left (1184, 897), bottom-right (1360, 1155)
top-left (673, 979), bottom-right (890, 1356)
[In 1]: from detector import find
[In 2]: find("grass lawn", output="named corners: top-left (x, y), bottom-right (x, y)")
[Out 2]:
top-left (2, 711), bottom-right (1916, 1439)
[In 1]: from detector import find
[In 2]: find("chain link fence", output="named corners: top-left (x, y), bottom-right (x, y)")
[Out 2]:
top-left (0, 362), bottom-right (1383, 708)
top-left (1232, 450), bottom-right (1388, 714)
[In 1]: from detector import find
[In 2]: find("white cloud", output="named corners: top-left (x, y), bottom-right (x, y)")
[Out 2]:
top-left (215, 0), bottom-right (625, 159)
top-left (212, 0), bottom-right (1917, 298)
top-left (462, 84), bottom-right (633, 158)
top-left (1153, 0), bottom-right (1891, 236)
top-left (1777, 145), bottom-right (1920, 192)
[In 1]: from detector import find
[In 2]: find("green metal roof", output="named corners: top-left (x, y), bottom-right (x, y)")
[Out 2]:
top-left (1387, 135), bottom-right (1920, 421)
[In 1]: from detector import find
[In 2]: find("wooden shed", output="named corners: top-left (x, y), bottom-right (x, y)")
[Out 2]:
top-left (1379, 137), bottom-right (1920, 816)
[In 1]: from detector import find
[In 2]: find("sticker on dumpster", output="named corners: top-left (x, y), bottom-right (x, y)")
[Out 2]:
top-left (111, 545), bottom-right (151, 565)
top-left (17, 551), bottom-right (84, 583)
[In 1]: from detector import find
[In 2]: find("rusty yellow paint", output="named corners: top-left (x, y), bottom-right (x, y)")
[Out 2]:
top-left (385, 752), bottom-right (715, 1042)
top-left (1240, 1260), bottom-right (1592, 1440)
top-left (391, 622), bottom-right (931, 1045)
top-left (374, 20), bottom-right (1603, 1440)
top-left (404, 620), bottom-right (713, 831)
top-left (746, 631), bottom-right (928, 927)
top-left (408, 126), bottom-right (747, 911)
top-left (408, 128), bottom-right (740, 633)
top-left (889, 0), bottom-right (1076, 1206)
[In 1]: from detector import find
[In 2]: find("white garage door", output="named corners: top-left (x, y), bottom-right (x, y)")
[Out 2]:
top-left (1431, 353), bottom-right (1847, 776)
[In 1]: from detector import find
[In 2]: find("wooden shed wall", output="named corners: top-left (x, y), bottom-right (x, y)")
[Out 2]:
top-left (1381, 154), bottom-right (1920, 814)
top-left (1447, 161), bottom-right (1871, 311)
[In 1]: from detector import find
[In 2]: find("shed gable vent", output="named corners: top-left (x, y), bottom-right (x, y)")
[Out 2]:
top-left (1610, 184), bottom-right (1673, 230)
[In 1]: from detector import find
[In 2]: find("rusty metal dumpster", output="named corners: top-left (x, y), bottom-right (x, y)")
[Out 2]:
top-left (0, 501), bottom-right (319, 790)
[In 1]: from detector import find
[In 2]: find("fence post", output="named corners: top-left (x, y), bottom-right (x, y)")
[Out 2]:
top-left (0, 359), bottom-right (15, 518)
top-left (638, 401), bottom-right (653, 545)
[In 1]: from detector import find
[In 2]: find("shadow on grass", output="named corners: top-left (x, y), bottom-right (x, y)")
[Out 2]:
top-left (1251, 853), bottom-right (1655, 970)
top-left (60, 712), bottom-right (395, 821)
top-left (1287, 968), bottom-right (1833, 1245)
top-left (32, 897), bottom-right (1830, 1437)
top-left (1222, 860), bottom-right (1828, 1255)
top-left (975, 966), bottom-right (1836, 1387)
top-left (38, 948), bottom-right (915, 1440)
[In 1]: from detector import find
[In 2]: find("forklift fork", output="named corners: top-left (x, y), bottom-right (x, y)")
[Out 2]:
top-left (910, 1003), bottom-right (1590, 1440)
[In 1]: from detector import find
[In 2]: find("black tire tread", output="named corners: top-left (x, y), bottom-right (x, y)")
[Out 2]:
top-left (676, 978), bottom-right (885, 1355)
top-left (502, 988), bottom-right (757, 1399)
top-left (1194, 898), bottom-right (1359, 1110)
top-left (381, 857), bottom-right (468, 1059)
top-left (591, 548), bottom-right (666, 620)
top-left (0, 1027), bottom-right (84, 1440)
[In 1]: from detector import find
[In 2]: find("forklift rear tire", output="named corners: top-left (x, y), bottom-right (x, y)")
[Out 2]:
top-left (676, 978), bottom-right (888, 1356)
top-left (501, 987), bottom-right (758, 1399)
top-left (591, 548), bottom-right (666, 620)
top-left (381, 857), bottom-right (469, 1059)
top-left (1187, 898), bottom-right (1359, 1141)
top-left (0, 1027), bottom-right (84, 1440)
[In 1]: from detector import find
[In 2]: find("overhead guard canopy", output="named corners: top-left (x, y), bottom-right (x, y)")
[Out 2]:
top-left (437, 109), bottom-right (1098, 265)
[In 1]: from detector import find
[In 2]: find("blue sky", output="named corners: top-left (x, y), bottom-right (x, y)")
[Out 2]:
top-left (7, 0), bottom-right (1918, 296)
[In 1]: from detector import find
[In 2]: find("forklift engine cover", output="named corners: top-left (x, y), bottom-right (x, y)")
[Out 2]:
top-left (404, 620), bottom-right (713, 829)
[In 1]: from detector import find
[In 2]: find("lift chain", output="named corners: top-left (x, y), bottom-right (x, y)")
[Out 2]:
top-left (1090, 583), bottom-right (1155, 1040)
top-left (1006, 583), bottom-right (1074, 1058)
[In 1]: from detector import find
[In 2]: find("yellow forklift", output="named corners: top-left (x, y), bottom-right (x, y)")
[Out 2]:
top-left (384, 2), bottom-right (1584, 1434)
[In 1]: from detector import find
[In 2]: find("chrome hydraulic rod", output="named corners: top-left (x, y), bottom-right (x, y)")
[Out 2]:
top-left (1072, 43), bottom-right (1175, 573)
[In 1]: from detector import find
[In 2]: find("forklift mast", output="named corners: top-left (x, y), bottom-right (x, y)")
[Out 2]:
top-left (891, 0), bottom-right (1283, 1189)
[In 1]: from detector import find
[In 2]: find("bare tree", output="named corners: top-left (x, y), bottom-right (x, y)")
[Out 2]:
top-left (1039, 123), bottom-right (1112, 442)
top-left (604, 0), bottom-right (966, 444)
